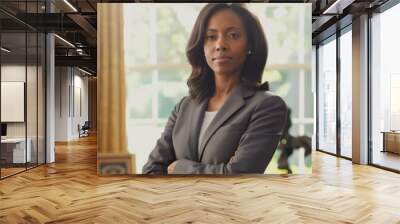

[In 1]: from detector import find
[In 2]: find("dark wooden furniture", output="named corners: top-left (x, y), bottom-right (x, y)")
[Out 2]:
top-left (382, 131), bottom-right (400, 154)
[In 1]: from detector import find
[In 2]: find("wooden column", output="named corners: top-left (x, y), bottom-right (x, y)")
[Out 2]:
top-left (88, 77), bottom-right (97, 132)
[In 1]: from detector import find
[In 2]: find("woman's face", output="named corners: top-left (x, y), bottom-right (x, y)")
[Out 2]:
top-left (203, 9), bottom-right (249, 77)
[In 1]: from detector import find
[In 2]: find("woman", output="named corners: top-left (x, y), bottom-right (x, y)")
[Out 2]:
top-left (142, 3), bottom-right (288, 174)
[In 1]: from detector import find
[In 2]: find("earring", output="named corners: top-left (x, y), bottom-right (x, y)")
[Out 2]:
top-left (248, 50), bottom-right (252, 55)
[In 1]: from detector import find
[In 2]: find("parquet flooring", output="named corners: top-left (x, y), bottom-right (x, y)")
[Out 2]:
top-left (0, 134), bottom-right (399, 223)
top-left (1, 167), bottom-right (25, 177)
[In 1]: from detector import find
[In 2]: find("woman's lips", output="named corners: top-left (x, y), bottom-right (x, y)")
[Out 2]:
top-left (213, 56), bottom-right (232, 63)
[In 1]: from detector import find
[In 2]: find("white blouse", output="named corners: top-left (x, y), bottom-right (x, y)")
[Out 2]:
top-left (198, 110), bottom-right (218, 149)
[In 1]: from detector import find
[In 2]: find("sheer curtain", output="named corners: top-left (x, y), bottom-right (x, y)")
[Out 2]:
top-left (97, 4), bottom-right (135, 174)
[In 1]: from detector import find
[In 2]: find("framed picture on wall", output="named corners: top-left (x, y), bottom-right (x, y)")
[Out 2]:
top-left (1, 81), bottom-right (25, 122)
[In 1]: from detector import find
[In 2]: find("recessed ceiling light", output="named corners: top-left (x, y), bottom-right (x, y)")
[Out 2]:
top-left (54, 34), bottom-right (75, 48)
top-left (1, 47), bottom-right (11, 53)
top-left (322, 0), bottom-right (353, 15)
top-left (63, 0), bottom-right (78, 12)
top-left (77, 67), bottom-right (93, 76)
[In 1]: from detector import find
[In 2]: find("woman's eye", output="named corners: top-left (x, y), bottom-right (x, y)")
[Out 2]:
top-left (206, 35), bottom-right (216, 40)
top-left (229, 32), bottom-right (240, 39)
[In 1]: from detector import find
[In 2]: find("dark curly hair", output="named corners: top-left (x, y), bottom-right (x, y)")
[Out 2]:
top-left (186, 3), bottom-right (269, 103)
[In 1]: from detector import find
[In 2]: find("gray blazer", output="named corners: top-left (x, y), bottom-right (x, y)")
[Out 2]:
top-left (142, 83), bottom-right (288, 174)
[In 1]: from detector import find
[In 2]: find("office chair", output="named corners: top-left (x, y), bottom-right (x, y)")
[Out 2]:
top-left (79, 121), bottom-right (90, 138)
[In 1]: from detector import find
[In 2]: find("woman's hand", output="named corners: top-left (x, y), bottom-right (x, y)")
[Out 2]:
top-left (167, 161), bottom-right (178, 174)
top-left (229, 156), bottom-right (235, 164)
top-left (167, 156), bottom-right (235, 174)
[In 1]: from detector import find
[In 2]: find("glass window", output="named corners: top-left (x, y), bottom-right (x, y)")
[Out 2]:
top-left (317, 37), bottom-right (337, 154)
top-left (371, 3), bottom-right (400, 171)
top-left (27, 31), bottom-right (38, 169)
top-left (126, 71), bottom-right (153, 120)
top-left (0, 1), bottom-right (46, 179)
top-left (1, 31), bottom-right (28, 177)
top-left (305, 66), bottom-right (314, 119)
top-left (340, 29), bottom-right (352, 158)
top-left (38, 33), bottom-right (45, 165)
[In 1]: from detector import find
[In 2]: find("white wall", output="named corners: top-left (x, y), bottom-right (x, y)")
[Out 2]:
top-left (55, 66), bottom-right (69, 141)
top-left (54, 67), bottom-right (89, 141)
top-left (72, 73), bottom-right (89, 138)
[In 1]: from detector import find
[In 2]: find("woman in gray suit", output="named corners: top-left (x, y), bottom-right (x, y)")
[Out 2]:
top-left (142, 3), bottom-right (288, 174)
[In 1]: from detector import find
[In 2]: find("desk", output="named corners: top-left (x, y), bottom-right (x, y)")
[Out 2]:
top-left (381, 131), bottom-right (400, 154)
top-left (1, 138), bottom-right (31, 163)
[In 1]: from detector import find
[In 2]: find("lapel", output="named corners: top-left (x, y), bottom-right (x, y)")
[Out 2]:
top-left (192, 83), bottom-right (256, 161)
top-left (188, 97), bottom-right (209, 162)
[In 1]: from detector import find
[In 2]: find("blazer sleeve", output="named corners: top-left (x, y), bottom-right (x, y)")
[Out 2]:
top-left (172, 95), bottom-right (288, 174)
top-left (142, 97), bottom-right (186, 174)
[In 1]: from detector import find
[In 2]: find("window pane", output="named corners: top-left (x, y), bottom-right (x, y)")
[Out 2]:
top-left (126, 71), bottom-right (153, 119)
top-left (340, 29), bottom-right (352, 158)
top-left (318, 38), bottom-right (337, 154)
top-left (158, 67), bottom-right (190, 82)
top-left (124, 6), bottom-right (151, 65)
top-left (38, 33), bottom-right (45, 165)
top-left (1, 31), bottom-right (28, 177)
top-left (371, 4), bottom-right (400, 171)
top-left (305, 70), bottom-right (314, 118)
top-left (27, 31), bottom-right (38, 168)
top-left (304, 124), bottom-right (314, 137)
top-left (158, 82), bottom-right (188, 119)
top-left (156, 6), bottom-right (197, 64)
top-left (268, 70), bottom-right (300, 119)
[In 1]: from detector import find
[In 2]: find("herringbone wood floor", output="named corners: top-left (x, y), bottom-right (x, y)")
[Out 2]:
top-left (0, 134), bottom-right (399, 224)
